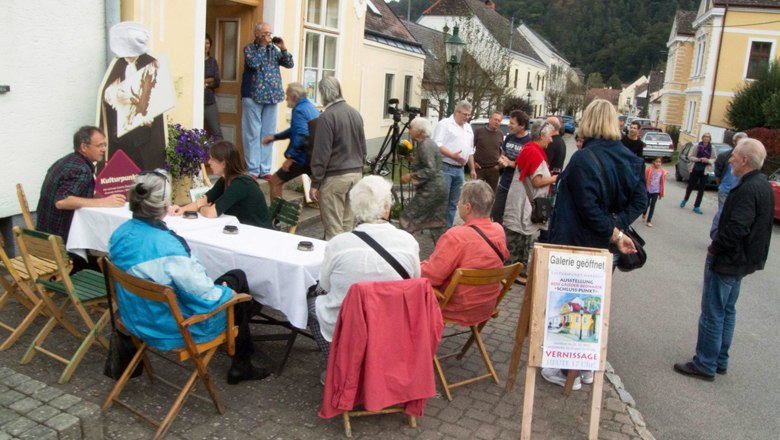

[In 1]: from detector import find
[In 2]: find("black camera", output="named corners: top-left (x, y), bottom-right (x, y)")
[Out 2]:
top-left (387, 98), bottom-right (402, 117)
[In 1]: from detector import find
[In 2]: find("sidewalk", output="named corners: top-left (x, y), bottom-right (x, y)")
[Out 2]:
top-left (0, 219), bottom-right (655, 439)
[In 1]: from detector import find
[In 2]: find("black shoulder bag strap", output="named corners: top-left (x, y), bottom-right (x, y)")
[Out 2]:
top-left (352, 230), bottom-right (411, 279)
top-left (585, 148), bottom-right (614, 212)
top-left (468, 225), bottom-right (507, 262)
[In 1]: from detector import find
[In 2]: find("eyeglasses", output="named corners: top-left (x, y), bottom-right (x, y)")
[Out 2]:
top-left (261, 32), bottom-right (272, 36)
top-left (88, 142), bottom-right (107, 148)
top-left (457, 111), bottom-right (471, 117)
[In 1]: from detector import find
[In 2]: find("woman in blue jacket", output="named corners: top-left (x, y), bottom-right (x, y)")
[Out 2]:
top-left (545, 99), bottom-right (647, 390)
top-left (109, 171), bottom-right (268, 385)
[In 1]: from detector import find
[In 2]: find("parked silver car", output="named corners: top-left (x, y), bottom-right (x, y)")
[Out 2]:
top-left (642, 132), bottom-right (674, 159)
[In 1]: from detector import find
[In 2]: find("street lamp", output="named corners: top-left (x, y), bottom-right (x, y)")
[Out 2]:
top-left (526, 83), bottom-right (533, 116)
top-left (445, 25), bottom-right (465, 116)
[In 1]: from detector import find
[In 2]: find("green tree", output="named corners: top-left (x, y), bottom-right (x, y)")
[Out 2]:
top-left (607, 73), bottom-right (622, 89)
top-left (727, 60), bottom-right (780, 130)
top-left (587, 72), bottom-right (604, 89)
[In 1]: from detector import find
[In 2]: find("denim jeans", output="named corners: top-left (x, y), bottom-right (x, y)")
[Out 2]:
top-left (241, 98), bottom-right (278, 176)
top-left (441, 162), bottom-right (465, 227)
top-left (694, 255), bottom-right (743, 375)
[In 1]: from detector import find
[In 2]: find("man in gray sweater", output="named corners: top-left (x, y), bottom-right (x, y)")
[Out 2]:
top-left (309, 77), bottom-right (367, 239)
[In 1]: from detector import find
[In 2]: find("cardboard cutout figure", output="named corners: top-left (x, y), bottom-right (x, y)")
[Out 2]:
top-left (95, 21), bottom-right (175, 196)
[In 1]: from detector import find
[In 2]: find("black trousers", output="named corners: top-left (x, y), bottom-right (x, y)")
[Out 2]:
top-left (685, 167), bottom-right (707, 208)
top-left (214, 270), bottom-right (253, 362)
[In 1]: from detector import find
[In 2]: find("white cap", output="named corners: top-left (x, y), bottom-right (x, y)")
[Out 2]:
top-left (109, 22), bottom-right (150, 58)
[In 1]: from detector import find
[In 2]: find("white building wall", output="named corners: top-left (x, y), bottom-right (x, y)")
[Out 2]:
top-left (0, 1), bottom-right (107, 217)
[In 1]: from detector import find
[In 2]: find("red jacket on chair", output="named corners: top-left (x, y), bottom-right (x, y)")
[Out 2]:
top-left (319, 278), bottom-right (444, 418)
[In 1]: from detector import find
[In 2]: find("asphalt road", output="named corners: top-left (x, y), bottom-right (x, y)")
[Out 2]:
top-left (557, 135), bottom-right (780, 439)
top-left (609, 176), bottom-right (780, 440)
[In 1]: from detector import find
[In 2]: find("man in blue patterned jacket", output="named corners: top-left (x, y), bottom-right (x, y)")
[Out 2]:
top-left (241, 22), bottom-right (294, 179)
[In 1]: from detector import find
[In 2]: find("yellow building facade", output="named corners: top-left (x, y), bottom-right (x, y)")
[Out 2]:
top-left (670, 1), bottom-right (780, 146)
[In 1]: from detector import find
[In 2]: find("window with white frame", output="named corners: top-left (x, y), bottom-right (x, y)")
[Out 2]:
top-left (693, 36), bottom-right (706, 77)
top-left (746, 40), bottom-right (772, 80)
top-left (403, 75), bottom-right (413, 109)
top-left (303, 0), bottom-right (339, 103)
top-left (685, 100), bottom-right (696, 132)
top-left (384, 73), bottom-right (395, 118)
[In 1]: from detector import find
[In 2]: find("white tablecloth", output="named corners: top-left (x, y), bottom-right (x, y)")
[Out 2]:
top-left (66, 206), bottom-right (325, 329)
top-left (67, 205), bottom-right (239, 259)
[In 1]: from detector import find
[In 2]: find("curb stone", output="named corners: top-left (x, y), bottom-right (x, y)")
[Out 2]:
top-left (604, 361), bottom-right (656, 440)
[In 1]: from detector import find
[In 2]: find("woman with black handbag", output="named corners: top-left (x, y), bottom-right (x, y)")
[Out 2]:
top-left (502, 121), bottom-right (557, 284)
top-left (543, 99), bottom-right (647, 390)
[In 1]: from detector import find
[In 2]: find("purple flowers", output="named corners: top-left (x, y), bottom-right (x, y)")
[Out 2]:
top-left (166, 123), bottom-right (212, 179)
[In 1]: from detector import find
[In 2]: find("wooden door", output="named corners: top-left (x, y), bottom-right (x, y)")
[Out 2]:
top-left (206, 2), bottom-right (263, 158)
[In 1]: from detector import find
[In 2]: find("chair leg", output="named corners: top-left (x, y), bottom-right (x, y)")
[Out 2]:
top-left (471, 326), bottom-right (499, 384)
top-left (102, 343), bottom-right (148, 411)
top-left (343, 412), bottom-right (352, 438)
top-left (155, 347), bottom-right (220, 439)
top-left (433, 355), bottom-right (453, 401)
top-left (58, 310), bottom-right (111, 384)
top-left (20, 315), bottom-right (58, 364)
top-left (455, 321), bottom-right (487, 360)
top-left (0, 300), bottom-right (45, 351)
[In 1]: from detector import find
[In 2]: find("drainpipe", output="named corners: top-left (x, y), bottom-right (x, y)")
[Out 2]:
top-left (706, 4), bottom-right (727, 125)
top-left (105, 0), bottom-right (121, 67)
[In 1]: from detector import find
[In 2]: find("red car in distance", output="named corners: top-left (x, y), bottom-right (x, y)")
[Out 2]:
top-left (769, 168), bottom-right (780, 221)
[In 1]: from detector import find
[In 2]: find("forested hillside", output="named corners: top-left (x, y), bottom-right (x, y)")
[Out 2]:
top-left (387, 0), bottom-right (697, 83)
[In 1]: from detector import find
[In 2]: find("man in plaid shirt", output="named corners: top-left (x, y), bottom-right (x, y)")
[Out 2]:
top-left (36, 126), bottom-right (126, 269)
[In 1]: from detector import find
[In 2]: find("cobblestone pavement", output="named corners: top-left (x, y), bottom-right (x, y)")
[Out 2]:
top-left (0, 219), bottom-right (655, 439)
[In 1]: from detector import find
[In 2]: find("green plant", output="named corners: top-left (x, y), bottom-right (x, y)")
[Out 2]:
top-left (666, 124), bottom-right (680, 147)
top-left (726, 60), bottom-right (780, 130)
top-left (165, 124), bottom-right (212, 179)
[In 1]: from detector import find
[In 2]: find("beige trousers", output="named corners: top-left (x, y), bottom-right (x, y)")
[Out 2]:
top-left (319, 172), bottom-right (362, 240)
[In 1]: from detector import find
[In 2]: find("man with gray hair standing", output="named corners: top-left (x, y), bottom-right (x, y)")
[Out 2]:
top-left (309, 77), bottom-right (367, 240)
top-left (241, 22), bottom-right (294, 179)
top-left (433, 101), bottom-right (475, 228)
top-left (674, 138), bottom-right (773, 381)
top-left (714, 132), bottom-right (748, 208)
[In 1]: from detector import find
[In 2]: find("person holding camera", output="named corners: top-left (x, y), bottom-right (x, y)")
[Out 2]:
top-left (241, 22), bottom-right (294, 179)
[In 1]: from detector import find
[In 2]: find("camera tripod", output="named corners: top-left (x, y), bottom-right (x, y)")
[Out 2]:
top-left (367, 101), bottom-right (418, 208)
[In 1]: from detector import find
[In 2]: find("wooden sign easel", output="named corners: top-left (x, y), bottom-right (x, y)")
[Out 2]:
top-left (505, 243), bottom-right (613, 440)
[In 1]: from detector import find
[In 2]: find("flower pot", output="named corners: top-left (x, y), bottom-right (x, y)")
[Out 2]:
top-left (172, 175), bottom-right (193, 206)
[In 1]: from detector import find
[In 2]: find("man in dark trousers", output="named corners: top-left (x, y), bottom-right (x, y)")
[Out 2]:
top-left (472, 111), bottom-right (504, 192)
top-left (544, 116), bottom-right (566, 175)
top-left (674, 138), bottom-right (774, 381)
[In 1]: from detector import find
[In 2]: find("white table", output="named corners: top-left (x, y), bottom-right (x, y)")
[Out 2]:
top-left (67, 206), bottom-right (325, 329)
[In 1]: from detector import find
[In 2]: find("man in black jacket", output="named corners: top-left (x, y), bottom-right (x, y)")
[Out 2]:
top-left (674, 138), bottom-right (774, 381)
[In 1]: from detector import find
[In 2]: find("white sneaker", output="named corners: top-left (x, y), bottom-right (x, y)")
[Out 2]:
top-left (580, 370), bottom-right (594, 384)
top-left (541, 368), bottom-right (581, 390)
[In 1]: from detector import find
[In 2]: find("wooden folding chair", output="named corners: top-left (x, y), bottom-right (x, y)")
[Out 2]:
top-left (432, 262), bottom-right (523, 400)
top-left (16, 184), bottom-right (35, 230)
top-left (0, 234), bottom-right (58, 351)
top-left (269, 197), bottom-right (303, 234)
top-left (14, 227), bottom-right (110, 383)
top-left (101, 258), bottom-right (251, 440)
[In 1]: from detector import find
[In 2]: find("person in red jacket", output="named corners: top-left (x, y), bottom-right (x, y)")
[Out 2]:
top-left (643, 157), bottom-right (667, 227)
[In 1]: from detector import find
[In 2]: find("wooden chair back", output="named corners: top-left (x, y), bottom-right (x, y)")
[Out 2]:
top-left (269, 197), bottom-right (303, 234)
top-left (437, 263), bottom-right (523, 312)
top-left (14, 228), bottom-right (70, 282)
top-left (16, 184), bottom-right (35, 230)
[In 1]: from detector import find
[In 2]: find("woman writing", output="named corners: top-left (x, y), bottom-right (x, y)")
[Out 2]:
top-left (399, 117), bottom-right (448, 235)
top-left (170, 141), bottom-right (271, 228)
top-left (503, 121), bottom-right (557, 283)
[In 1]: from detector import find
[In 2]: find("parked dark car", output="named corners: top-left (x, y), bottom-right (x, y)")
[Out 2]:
top-left (561, 115), bottom-right (576, 133)
top-left (641, 132), bottom-right (674, 159)
top-left (675, 142), bottom-right (732, 188)
top-left (769, 168), bottom-right (780, 221)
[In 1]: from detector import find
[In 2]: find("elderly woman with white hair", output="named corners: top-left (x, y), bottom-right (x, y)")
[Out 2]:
top-left (400, 117), bottom-right (448, 234)
top-left (307, 175), bottom-right (421, 383)
top-left (503, 121), bottom-right (558, 283)
top-left (109, 171), bottom-right (269, 385)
